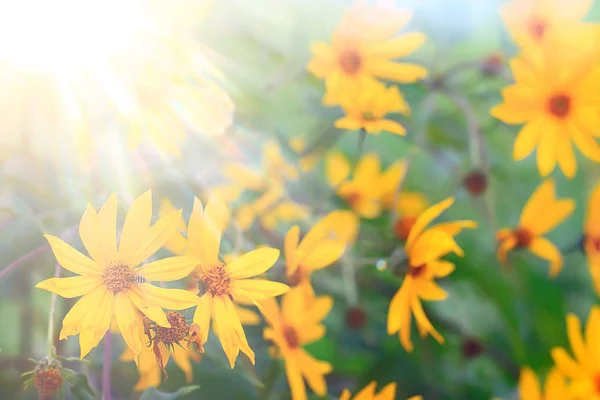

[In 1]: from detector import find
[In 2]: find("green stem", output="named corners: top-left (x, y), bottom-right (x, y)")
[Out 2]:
top-left (356, 128), bottom-right (367, 161)
top-left (46, 262), bottom-right (61, 357)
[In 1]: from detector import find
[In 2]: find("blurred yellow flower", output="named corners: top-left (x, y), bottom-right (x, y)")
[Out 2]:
top-left (584, 183), bottom-right (600, 296)
top-left (185, 196), bottom-right (289, 368)
top-left (387, 197), bottom-right (476, 351)
top-left (392, 193), bottom-right (429, 241)
top-left (258, 286), bottom-right (333, 400)
top-left (518, 367), bottom-right (571, 400)
top-left (551, 306), bottom-right (600, 399)
top-left (159, 199), bottom-right (188, 255)
top-left (334, 81), bottom-right (410, 136)
top-left (284, 213), bottom-right (348, 286)
top-left (496, 180), bottom-right (574, 276)
top-left (491, 41), bottom-right (600, 178)
top-left (289, 137), bottom-right (320, 172)
top-left (340, 381), bottom-right (422, 400)
top-left (307, 0), bottom-right (426, 101)
top-left (35, 191), bottom-right (199, 360)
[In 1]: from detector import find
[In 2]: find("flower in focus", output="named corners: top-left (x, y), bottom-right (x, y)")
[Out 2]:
top-left (35, 191), bottom-right (199, 360)
top-left (583, 183), bottom-right (600, 296)
top-left (284, 212), bottom-right (348, 286)
top-left (500, 0), bottom-right (598, 52)
top-left (340, 381), bottom-right (423, 400)
top-left (496, 180), bottom-right (574, 276)
top-left (392, 193), bottom-right (429, 241)
top-left (490, 40), bottom-right (600, 178)
top-left (159, 199), bottom-right (188, 255)
top-left (387, 197), bottom-right (476, 351)
top-left (518, 367), bottom-right (571, 400)
top-left (551, 306), bottom-right (600, 399)
top-left (258, 286), bottom-right (333, 400)
top-left (333, 80), bottom-right (410, 136)
top-left (307, 0), bottom-right (427, 100)
top-left (186, 196), bottom-right (289, 367)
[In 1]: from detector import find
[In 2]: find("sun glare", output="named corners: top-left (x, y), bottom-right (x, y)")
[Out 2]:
top-left (0, 0), bottom-right (147, 72)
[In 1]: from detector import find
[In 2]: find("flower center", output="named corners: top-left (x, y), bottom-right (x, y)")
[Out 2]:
top-left (34, 366), bottom-right (63, 399)
top-left (338, 48), bottom-right (362, 75)
top-left (282, 326), bottom-right (299, 349)
top-left (287, 265), bottom-right (306, 287)
top-left (362, 111), bottom-right (376, 121)
top-left (408, 264), bottom-right (427, 278)
top-left (529, 18), bottom-right (547, 41)
top-left (156, 311), bottom-right (189, 345)
top-left (198, 264), bottom-right (231, 297)
top-left (103, 262), bottom-right (134, 293)
top-left (586, 236), bottom-right (600, 253)
top-left (394, 216), bottom-right (417, 241)
top-left (513, 227), bottom-right (533, 248)
top-left (344, 192), bottom-right (361, 208)
top-left (547, 94), bottom-right (571, 119)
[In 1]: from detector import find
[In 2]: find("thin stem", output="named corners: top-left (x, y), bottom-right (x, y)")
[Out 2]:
top-left (444, 92), bottom-right (483, 168)
top-left (102, 331), bottom-right (112, 400)
top-left (341, 256), bottom-right (359, 306)
top-left (46, 262), bottom-right (61, 357)
top-left (356, 128), bottom-right (367, 161)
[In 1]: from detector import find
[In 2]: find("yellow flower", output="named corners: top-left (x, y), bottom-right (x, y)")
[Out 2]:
top-left (159, 199), bottom-right (188, 255)
top-left (284, 212), bottom-right (348, 286)
top-left (490, 40), bottom-right (600, 178)
top-left (551, 306), bottom-right (600, 399)
top-left (185, 196), bottom-right (289, 368)
top-left (289, 137), bottom-right (320, 172)
top-left (35, 191), bottom-right (200, 360)
top-left (387, 197), bottom-right (476, 352)
top-left (500, 0), bottom-right (598, 52)
top-left (518, 367), bottom-right (571, 400)
top-left (327, 151), bottom-right (404, 219)
top-left (392, 193), bottom-right (429, 241)
top-left (340, 381), bottom-right (422, 400)
top-left (584, 183), bottom-right (600, 296)
top-left (307, 0), bottom-right (427, 100)
top-left (496, 179), bottom-right (574, 277)
top-left (334, 80), bottom-right (410, 136)
top-left (258, 286), bottom-right (333, 400)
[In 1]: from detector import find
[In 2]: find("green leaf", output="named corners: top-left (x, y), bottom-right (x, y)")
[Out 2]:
top-left (139, 385), bottom-right (201, 400)
top-left (69, 373), bottom-right (96, 400)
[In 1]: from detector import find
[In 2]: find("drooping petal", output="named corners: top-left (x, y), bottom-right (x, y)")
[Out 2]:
top-left (115, 293), bottom-right (143, 362)
top-left (296, 349), bottom-right (332, 396)
top-left (513, 119), bottom-right (543, 160)
top-left (36, 275), bottom-right (102, 298)
top-left (405, 197), bottom-right (454, 250)
top-left (416, 281), bottom-right (448, 301)
top-left (171, 345), bottom-right (195, 383)
top-left (192, 294), bottom-right (212, 348)
top-left (585, 306), bottom-right (600, 361)
top-left (141, 256), bottom-right (198, 281)
top-left (231, 279), bottom-right (290, 302)
top-left (255, 298), bottom-right (282, 330)
top-left (528, 237), bottom-right (563, 277)
top-left (410, 296), bottom-right (444, 344)
top-left (497, 236), bottom-right (517, 265)
top-left (44, 235), bottom-right (102, 276)
top-left (228, 248), bottom-right (280, 279)
top-left (284, 353), bottom-right (308, 400)
top-left (387, 282), bottom-right (410, 335)
top-left (536, 125), bottom-right (557, 177)
top-left (212, 296), bottom-right (255, 368)
top-left (555, 132), bottom-right (577, 179)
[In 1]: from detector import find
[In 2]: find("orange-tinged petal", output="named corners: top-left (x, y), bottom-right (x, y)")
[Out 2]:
top-left (297, 324), bottom-right (326, 345)
top-left (298, 293), bottom-right (333, 327)
top-left (36, 275), bottom-right (102, 298)
top-left (570, 122), bottom-right (600, 162)
top-left (528, 237), bottom-right (563, 277)
top-left (551, 347), bottom-right (587, 379)
top-left (228, 248), bottom-right (280, 279)
top-left (44, 235), bottom-right (102, 276)
top-left (497, 236), bottom-right (517, 264)
top-left (519, 368), bottom-right (541, 400)
top-left (387, 282), bottom-right (410, 335)
top-left (585, 306), bottom-right (600, 362)
top-left (406, 197), bottom-right (454, 250)
top-left (429, 260), bottom-right (455, 278)
top-left (340, 389), bottom-right (352, 400)
top-left (326, 151), bottom-right (351, 188)
top-left (141, 256), bottom-right (198, 281)
top-left (430, 220), bottom-right (477, 237)
top-left (555, 132), bottom-right (577, 178)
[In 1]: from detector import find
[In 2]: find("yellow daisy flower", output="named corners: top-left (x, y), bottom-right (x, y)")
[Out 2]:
top-left (159, 198), bottom-right (188, 255)
top-left (518, 367), bottom-right (572, 400)
top-left (307, 0), bottom-right (427, 100)
top-left (551, 306), bottom-right (600, 399)
top-left (284, 212), bottom-right (348, 286)
top-left (333, 80), bottom-right (410, 136)
top-left (35, 191), bottom-right (200, 360)
top-left (185, 196), bottom-right (289, 368)
top-left (340, 381), bottom-right (422, 400)
top-left (258, 286), bottom-right (333, 400)
top-left (387, 197), bottom-right (476, 352)
top-left (584, 183), bottom-right (600, 296)
top-left (501, 0), bottom-right (598, 52)
top-left (496, 179), bottom-right (574, 276)
top-left (490, 41), bottom-right (600, 178)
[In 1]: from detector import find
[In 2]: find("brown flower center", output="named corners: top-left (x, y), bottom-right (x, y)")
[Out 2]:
top-left (529, 18), bottom-right (547, 41)
top-left (156, 311), bottom-right (189, 345)
top-left (394, 216), bottom-right (417, 241)
top-left (408, 264), bottom-right (427, 278)
top-left (34, 367), bottom-right (63, 399)
top-left (586, 236), bottom-right (600, 253)
top-left (547, 94), bottom-right (571, 119)
top-left (103, 262), bottom-right (134, 293)
top-left (282, 326), bottom-right (299, 349)
top-left (513, 227), bottom-right (533, 248)
top-left (344, 192), bottom-right (361, 208)
top-left (287, 266), bottom-right (306, 287)
top-left (338, 48), bottom-right (362, 75)
top-left (198, 264), bottom-right (231, 297)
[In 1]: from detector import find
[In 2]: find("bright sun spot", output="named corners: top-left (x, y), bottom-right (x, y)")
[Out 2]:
top-left (0, 0), bottom-right (148, 72)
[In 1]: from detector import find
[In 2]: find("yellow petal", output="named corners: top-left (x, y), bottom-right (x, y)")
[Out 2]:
top-left (378, 119), bottom-right (406, 135)
top-left (536, 123), bottom-right (557, 177)
top-left (141, 256), bottom-right (198, 281)
top-left (137, 284), bottom-right (199, 310)
top-left (212, 296), bottom-right (255, 368)
top-left (519, 368), bottom-right (541, 400)
top-left (387, 282), bottom-right (410, 335)
top-left (187, 197), bottom-right (221, 265)
top-left (115, 293), bottom-right (142, 362)
top-left (128, 289), bottom-right (170, 328)
top-left (127, 209), bottom-right (183, 268)
top-left (118, 190), bottom-right (152, 261)
top-left (513, 119), bottom-right (543, 160)
top-left (409, 229), bottom-right (461, 266)
top-left (79, 204), bottom-right (105, 267)
top-left (375, 382), bottom-right (397, 400)
top-left (192, 294), bottom-right (212, 347)
top-left (497, 236), bottom-right (517, 264)
top-left (36, 275), bottom-right (102, 298)
top-left (430, 220), bottom-right (477, 237)
top-left (227, 248), bottom-right (280, 279)
top-left (429, 260), bottom-right (455, 278)
top-left (353, 153), bottom-right (381, 185)
top-left (370, 61), bottom-right (428, 83)
top-left (284, 352), bottom-right (307, 400)
top-left (300, 240), bottom-right (346, 271)
top-left (235, 304), bottom-right (261, 326)
top-left (528, 199), bottom-right (575, 236)
top-left (297, 324), bottom-right (326, 345)
top-left (410, 296), bottom-right (444, 344)
top-left (296, 349), bottom-right (331, 396)
top-left (368, 32), bottom-right (426, 58)
top-left (171, 345), bottom-right (195, 383)
top-left (520, 179), bottom-right (555, 227)
top-left (96, 194), bottom-right (118, 262)
top-left (79, 289), bottom-right (114, 358)
top-left (232, 279), bottom-right (290, 303)
top-left (205, 196), bottom-right (231, 234)
top-left (556, 132), bottom-right (577, 179)
top-left (60, 285), bottom-right (106, 340)
top-left (585, 306), bottom-right (600, 361)
top-left (326, 151), bottom-right (351, 188)
top-left (44, 235), bottom-right (102, 276)
top-left (528, 237), bottom-right (563, 277)
top-left (285, 226), bottom-right (301, 275)
top-left (416, 281), bottom-right (448, 301)
top-left (550, 347), bottom-right (587, 380)
top-left (566, 314), bottom-right (589, 368)
top-left (255, 298), bottom-right (282, 330)
top-left (405, 197), bottom-right (454, 251)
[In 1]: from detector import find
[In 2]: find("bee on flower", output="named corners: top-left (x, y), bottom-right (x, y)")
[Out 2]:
top-left (35, 191), bottom-right (200, 360)
top-left (387, 197), bottom-right (476, 351)
top-left (258, 285), bottom-right (333, 400)
top-left (517, 367), bottom-right (571, 400)
top-left (340, 381), bottom-right (422, 400)
top-left (496, 179), bottom-right (574, 277)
